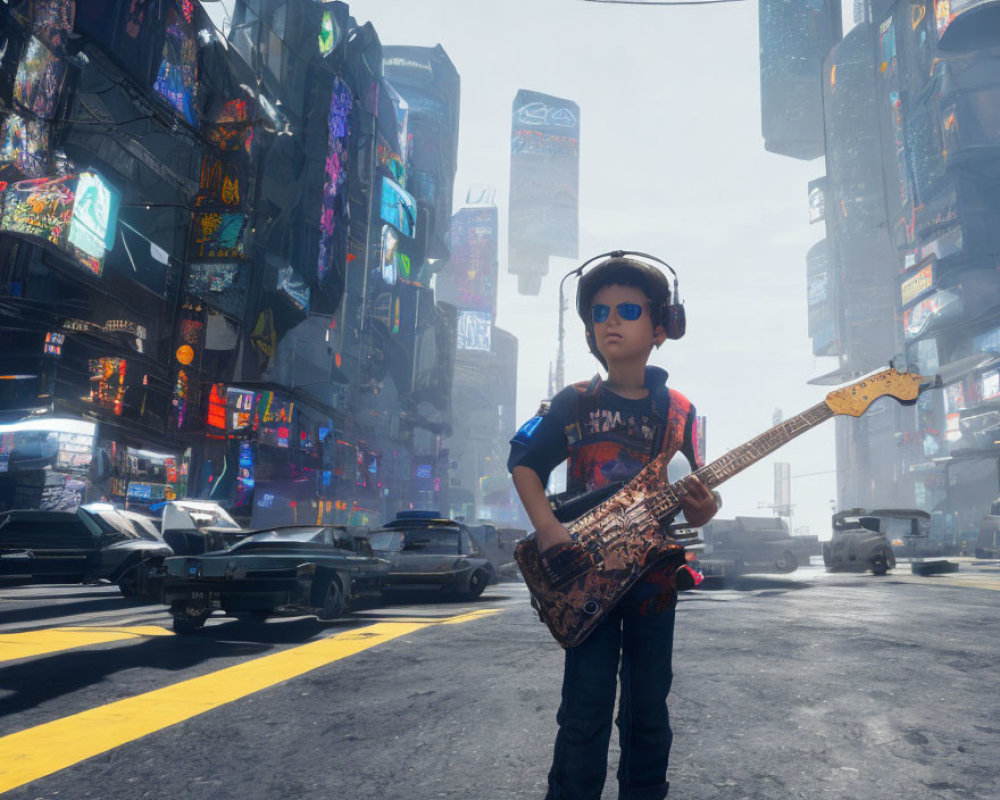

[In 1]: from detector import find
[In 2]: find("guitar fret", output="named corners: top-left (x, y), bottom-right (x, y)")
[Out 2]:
top-left (647, 402), bottom-right (833, 521)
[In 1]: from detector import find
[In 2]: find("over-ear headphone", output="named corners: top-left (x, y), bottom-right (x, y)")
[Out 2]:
top-left (574, 250), bottom-right (686, 360)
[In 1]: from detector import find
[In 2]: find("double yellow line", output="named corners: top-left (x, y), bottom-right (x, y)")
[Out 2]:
top-left (0, 609), bottom-right (499, 793)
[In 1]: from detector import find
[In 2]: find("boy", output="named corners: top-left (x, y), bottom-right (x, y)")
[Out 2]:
top-left (508, 253), bottom-right (717, 800)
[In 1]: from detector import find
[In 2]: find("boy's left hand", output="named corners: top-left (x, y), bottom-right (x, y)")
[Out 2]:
top-left (678, 476), bottom-right (718, 528)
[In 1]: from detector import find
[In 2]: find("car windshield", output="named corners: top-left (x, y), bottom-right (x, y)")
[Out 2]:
top-left (120, 512), bottom-right (163, 541)
top-left (369, 530), bottom-right (403, 551)
top-left (80, 507), bottom-right (142, 540)
top-left (401, 527), bottom-right (461, 555)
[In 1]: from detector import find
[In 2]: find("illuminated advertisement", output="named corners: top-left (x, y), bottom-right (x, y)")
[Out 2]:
top-left (172, 304), bottom-right (204, 429)
top-left (436, 206), bottom-right (498, 313)
top-left (318, 8), bottom-right (342, 56)
top-left (457, 309), bottom-right (492, 352)
top-left (380, 176), bottom-right (417, 238)
top-left (903, 290), bottom-right (962, 339)
top-left (172, 369), bottom-right (190, 428)
top-left (14, 36), bottom-right (66, 120)
top-left (189, 211), bottom-right (245, 260)
top-left (205, 97), bottom-right (254, 155)
top-left (934, 0), bottom-right (998, 41)
top-left (807, 177), bottom-right (826, 224)
top-left (256, 391), bottom-right (294, 426)
top-left (31, 0), bottom-right (75, 53)
top-left (235, 440), bottom-right (255, 508)
top-left (89, 357), bottom-right (127, 416)
top-left (377, 141), bottom-right (406, 187)
top-left (68, 172), bottom-right (121, 260)
top-left (186, 262), bottom-right (246, 316)
top-left (227, 388), bottom-right (255, 432)
top-left (153, 3), bottom-right (198, 127)
top-left (0, 174), bottom-right (73, 248)
top-left (207, 383), bottom-right (227, 430)
top-left (197, 155), bottom-right (243, 209)
top-left (944, 380), bottom-right (968, 443)
top-left (509, 89), bottom-right (580, 265)
top-left (0, 113), bottom-right (48, 177)
top-left (379, 225), bottom-right (415, 286)
top-left (44, 331), bottom-right (64, 357)
top-left (317, 76), bottom-right (352, 281)
top-left (277, 266), bottom-right (310, 313)
top-left (981, 370), bottom-right (1000, 402)
top-left (901, 261), bottom-right (934, 306)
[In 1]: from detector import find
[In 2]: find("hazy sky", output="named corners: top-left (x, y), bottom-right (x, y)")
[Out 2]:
top-left (208, 0), bottom-right (861, 539)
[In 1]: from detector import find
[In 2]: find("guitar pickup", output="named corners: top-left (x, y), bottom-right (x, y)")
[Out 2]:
top-left (540, 543), bottom-right (595, 589)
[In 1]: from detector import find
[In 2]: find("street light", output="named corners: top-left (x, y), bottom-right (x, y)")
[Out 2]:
top-left (555, 263), bottom-right (586, 392)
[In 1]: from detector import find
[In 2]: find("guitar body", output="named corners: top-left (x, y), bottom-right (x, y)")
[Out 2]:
top-left (514, 453), bottom-right (685, 649)
top-left (512, 366), bottom-right (935, 650)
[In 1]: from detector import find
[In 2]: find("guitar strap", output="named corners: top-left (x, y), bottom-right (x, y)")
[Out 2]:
top-left (576, 373), bottom-right (688, 463)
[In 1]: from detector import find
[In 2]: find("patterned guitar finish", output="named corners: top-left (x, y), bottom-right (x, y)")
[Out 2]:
top-left (515, 366), bottom-right (938, 648)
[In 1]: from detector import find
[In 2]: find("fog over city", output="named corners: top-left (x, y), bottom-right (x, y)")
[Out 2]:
top-left (207, 0), bottom-right (843, 538)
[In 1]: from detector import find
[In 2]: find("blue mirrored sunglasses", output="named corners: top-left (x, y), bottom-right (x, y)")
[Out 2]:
top-left (591, 302), bottom-right (644, 324)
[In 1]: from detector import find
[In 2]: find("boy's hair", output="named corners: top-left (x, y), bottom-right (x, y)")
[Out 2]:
top-left (576, 256), bottom-right (673, 368)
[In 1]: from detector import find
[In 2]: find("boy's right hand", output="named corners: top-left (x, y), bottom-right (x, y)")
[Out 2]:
top-left (536, 521), bottom-right (573, 554)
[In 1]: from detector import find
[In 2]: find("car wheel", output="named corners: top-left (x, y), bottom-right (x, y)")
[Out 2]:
top-left (871, 552), bottom-right (889, 576)
top-left (774, 551), bottom-right (798, 573)
top-left (317, 578), bottom-right (345, 620)
top-left (460, 569), bottom-right (488, 600)
top-left (117, 565), bottom-right (141, 598)
top-left (172, 611), bottom-right (209, 635)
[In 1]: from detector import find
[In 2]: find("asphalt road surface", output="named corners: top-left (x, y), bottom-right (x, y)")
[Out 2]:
top-left (2, 560), bottom-right (999, 799)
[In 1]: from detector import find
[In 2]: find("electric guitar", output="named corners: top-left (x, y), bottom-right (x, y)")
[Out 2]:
top-left (514, 366), bottom-right (940, 648)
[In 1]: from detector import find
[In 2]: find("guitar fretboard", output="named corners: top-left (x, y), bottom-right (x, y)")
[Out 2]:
top-left (646, 401), bottom-right (833, 521)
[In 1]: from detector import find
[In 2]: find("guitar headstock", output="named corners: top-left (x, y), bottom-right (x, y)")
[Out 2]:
top-left (825, 366), bottom-right (940, 417)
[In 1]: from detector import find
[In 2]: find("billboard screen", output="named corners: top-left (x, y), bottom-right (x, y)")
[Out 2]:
top-left (457, 309), bottom-right (492, 352)
top-left (509, 89), bottom-right (579, 283)
top-left (380, 176), bottom-right (417, 238)
top-left (69, 172), bottom-right (121, 260)
top-left (436, 206), bottom-right (498, 314)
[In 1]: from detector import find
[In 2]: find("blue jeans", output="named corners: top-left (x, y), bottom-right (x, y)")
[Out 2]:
top-left (545, 594), bottom-right (676, 800)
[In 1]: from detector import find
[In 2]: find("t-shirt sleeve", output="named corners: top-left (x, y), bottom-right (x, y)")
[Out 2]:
top-left (507, 386), bottom-right (575, 487)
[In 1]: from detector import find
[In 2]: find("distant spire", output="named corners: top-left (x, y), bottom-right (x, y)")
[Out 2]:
top-left (548, 362), bottom-right (555, 399)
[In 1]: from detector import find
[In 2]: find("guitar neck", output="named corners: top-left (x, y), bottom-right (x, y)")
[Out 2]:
top-left (647, 401), bottom-right (834, 520)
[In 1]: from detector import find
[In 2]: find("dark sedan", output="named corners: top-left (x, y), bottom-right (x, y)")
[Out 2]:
top-left (161, 525), bottom-right (388, 633)
top-left (369, 511), bottom-right (495, 600)
top-left (0, 504), bottom-right (172, 595)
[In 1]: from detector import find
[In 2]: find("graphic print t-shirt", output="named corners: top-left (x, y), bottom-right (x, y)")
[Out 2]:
top-left (565, 390), bottom-right (662, 495)
top-left (508, 368), bottom-right (699, 497)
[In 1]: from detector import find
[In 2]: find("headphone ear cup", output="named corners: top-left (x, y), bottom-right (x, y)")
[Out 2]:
top-left (666, 304), bottom-right (686, 340)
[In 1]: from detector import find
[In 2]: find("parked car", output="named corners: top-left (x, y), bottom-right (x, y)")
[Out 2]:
top-left (697, 516), bottom-right (821, 577)
top-left (0, 503), bottom-right (172, 595)
top-left (823, 508), bottom-right (899, 575)
top-left (161, 525), bottom-right (387, 634)
top-left (159, 499), bottom-right (245, 556)
top-left (370, 511), bottom-right (495, 600)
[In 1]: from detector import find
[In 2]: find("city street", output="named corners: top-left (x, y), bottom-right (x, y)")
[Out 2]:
top-left (2, 562), bottom-right (1000, 799)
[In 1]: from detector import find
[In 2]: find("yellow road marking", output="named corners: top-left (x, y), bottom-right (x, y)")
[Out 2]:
top-left (0, 626), bottom-right (173, 664)
top-left (0, 610), bottom-right (500, 793)
top-left (913, 576), bottom-right (1000, 592)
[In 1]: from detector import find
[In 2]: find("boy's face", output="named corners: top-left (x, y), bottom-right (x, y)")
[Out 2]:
top-left (589, 283), bottom-right (667, 367)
